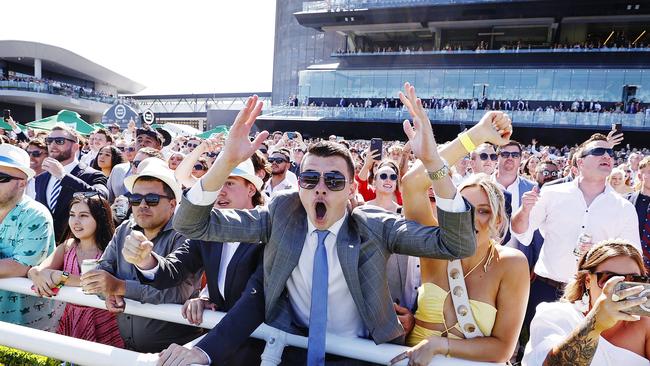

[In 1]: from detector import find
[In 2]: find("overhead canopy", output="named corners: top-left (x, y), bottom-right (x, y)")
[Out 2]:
top-left (27, 110), bottom-right (95, 136)
top-left (197, 125), bottom-right (229, 139)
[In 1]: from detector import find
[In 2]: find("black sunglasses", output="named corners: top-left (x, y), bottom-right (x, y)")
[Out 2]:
top-left (268, 157), bottom-right (288, 164)
top-left (0, 172), bottom-right (25, 183)
top-left (46, 137), bottom-right (76, 145)
top-left (125, 147), bottom-right (136, 152)
top-left (206, 152), bottom-right (218, 158)
top-left (259, 148), bottom-right (268, 154)
top-left (479, 153), bottom-right (498, 161)
top-left (542, 170), bottom-right (559, 177)
top-left (582, 147), bottom-right (614, 158)
top-left (298, 171), bottom-right (348, 191)
top-left (193, 164), bottom-right (207, 171)
top-left (73, 191), bottom-right (105, 204)
top-left (128, 193), bottom-right (172, 207)
top-left (593, 271), bottom-right (649, 289)
top-left (499, 151), bottom-right (521, 159)
top-left (116, 146), bottom-right (125, 152)
top-left (378, 173), bottom-right (398, 181)
top-left (187, 143), bottom-right (200, 149)
top-left (132, 160), bottom-right (142, 168)
top-left (26, 150), bottom-right (45, 157)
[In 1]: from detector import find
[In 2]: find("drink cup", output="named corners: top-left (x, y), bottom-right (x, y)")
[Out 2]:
top-left (81, 259), bottom-right (99, 275)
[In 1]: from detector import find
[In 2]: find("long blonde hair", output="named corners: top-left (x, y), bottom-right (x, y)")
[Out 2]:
top-left (458, 173), bottom-right (508, 243)
top-left (562, 239), bottom-right (644, 303)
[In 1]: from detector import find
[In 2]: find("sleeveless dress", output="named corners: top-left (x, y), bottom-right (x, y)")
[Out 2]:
top-left (56, 244), bottom-right (124, 348)
top-left (407, 282), bottom-right (498, 346)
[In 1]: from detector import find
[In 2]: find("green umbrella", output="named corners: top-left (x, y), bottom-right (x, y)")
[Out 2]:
top-left (92, 123), bottom-right (107, 130)
top-left (26, 110), bottom-right (95, 136)
top-left (0, 119), bottom-right (28, 132)
top-left (197, 125), bottom-right (229, 139)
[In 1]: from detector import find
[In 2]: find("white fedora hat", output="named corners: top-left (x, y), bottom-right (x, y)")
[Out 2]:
top-left (230, 159), bottom-right (263, 191)
top-left (0, 144), bottom-right (36, 180)
top-left (124, 157), bottom-right (183, 202)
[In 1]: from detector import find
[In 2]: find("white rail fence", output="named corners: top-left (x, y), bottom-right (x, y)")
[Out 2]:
top-left (0, 277), bottom-right (503, 366)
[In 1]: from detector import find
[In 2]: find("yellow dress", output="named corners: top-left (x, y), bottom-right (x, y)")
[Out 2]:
top-left (406, 282), bottom-right (498, 346)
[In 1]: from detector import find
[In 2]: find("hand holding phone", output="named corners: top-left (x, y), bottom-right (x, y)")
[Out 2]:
top-left (614, 281), bottom-right (650, 317)
top-left (370, 138), bottom-right (383, 161)
top-left (3, 109), bottom-right (10, 122)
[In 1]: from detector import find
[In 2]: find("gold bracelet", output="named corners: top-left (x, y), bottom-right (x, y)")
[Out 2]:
top-left (445, 337), bottom-right (451, 358)
top-left (459, 132), bottom-right (476, 153)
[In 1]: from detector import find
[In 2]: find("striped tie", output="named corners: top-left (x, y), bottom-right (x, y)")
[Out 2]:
top-left (49, 178), bottom-right (61, 212)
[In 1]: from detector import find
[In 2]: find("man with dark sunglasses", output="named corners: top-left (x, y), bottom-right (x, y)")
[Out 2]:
top-left (263, 149), bottom-right (298, 198)
top-left (24, 139), bottom-right (48, 198)
top-left (512, 133), bottom-right (641, 338)
top-left (82, 157), bottom-right (203, 353)
top-left (0, 144), bottom-right (62, 333)
top-left (35, 125), bottom-right (108, 243)
top-left (469, 143), bottom-right (498, 175)
top-left (170, 91), bottom-right (477, 366)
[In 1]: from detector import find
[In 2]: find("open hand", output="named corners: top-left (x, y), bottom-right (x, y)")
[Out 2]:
top-left (220, 95), bottom-right (269, 166)
top-left (399, 82), bottom-right (439, 165)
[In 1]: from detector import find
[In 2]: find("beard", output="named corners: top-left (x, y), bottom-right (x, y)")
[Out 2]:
top-left (52, 148), bottom-right (73, 162)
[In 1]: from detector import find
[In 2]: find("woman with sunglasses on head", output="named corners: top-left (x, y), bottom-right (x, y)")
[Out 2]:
top-left (523, 239), bottom-right (650, 365)
top-left (366, 160), bottom-right (401, 213)
top-left (27, 192), bottom-right (124, 347)
top-left (392, 172), bottom-right (529, 365)
top-left (92, 145), bottom-right (124, 177)
top-left (174, 134), bottom-right (224, 189)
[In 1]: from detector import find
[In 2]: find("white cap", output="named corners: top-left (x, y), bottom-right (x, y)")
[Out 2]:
top-left (0, 144), bottom-right (36, 180)
top-left (124, 157), bottom-right (183, 202)
top-left (230, 159), bottom-right (263, 191)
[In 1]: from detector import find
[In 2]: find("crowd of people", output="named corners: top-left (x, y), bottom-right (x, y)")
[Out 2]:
top-left (0, 83), bottom-right (649, 366)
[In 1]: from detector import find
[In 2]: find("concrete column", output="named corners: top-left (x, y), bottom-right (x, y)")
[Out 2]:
top-left (34, 59), bottom-right (42, 79)
top-left (35, 102), bottom-right (42, 120)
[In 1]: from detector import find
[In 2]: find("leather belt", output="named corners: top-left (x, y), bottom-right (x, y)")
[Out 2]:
top-left (535, 275), bottom-right (566, 290)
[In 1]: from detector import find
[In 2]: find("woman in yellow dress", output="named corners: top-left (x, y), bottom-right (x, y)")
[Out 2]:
top-left (394, 169), bottom-right (530, 365)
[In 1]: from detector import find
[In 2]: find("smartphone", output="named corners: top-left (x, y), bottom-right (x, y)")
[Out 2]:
top-left (287, 132), bottom-right (296, 139)
top-left (3, 109), bottom-right (10, 121)
top-left (612, 123), bottom-right (623, 135)
top-left (370, 138), bottom-right (383, 161)
top-left (614, 281), bottom-right (650, 316)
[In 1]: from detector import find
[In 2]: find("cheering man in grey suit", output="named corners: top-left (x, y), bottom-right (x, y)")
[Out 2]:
top-left (136, 84), bottom-right (478, 365)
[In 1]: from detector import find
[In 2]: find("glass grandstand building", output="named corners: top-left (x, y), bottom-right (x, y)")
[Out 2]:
top-left (262, 0), bottom-right (650, 144)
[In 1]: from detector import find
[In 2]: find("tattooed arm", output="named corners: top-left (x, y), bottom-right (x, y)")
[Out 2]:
top-left (543, 313), bottom-right (599, 366)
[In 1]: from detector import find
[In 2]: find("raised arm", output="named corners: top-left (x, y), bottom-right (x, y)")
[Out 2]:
top-left (174, 135), bottom-right (223, 188)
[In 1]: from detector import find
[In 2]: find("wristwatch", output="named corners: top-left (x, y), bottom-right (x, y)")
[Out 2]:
top-left (59, 271), bottom-right (70, 285)
top-left (426, 164), bottom-right (450, 181)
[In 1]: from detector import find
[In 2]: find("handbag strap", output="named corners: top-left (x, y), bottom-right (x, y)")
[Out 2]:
top-left (447, 259), bottom-right (485, 339)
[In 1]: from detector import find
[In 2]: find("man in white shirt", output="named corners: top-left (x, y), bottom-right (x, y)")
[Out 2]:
top-left (512, 133), bottom-right (641, 334)
top-left (80, 129), bottom-right (112, 166)
top-left (494, 140), bottom-right (536, 212)
top-left (263, 148), bottom-right (298, 198)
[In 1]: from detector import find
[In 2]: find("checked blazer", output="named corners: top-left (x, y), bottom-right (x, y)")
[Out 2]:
top-left (173, 190), bottom-right (476, 345)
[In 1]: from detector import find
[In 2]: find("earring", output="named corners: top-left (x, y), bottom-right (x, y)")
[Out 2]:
top-left (576, 291), bottom-right (590, 312)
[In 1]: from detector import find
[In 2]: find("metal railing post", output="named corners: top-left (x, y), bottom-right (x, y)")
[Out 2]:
top-left (260, 327), bottom-right (288, 366)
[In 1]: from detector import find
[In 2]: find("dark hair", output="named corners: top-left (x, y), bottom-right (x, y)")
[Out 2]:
top-left (27, 138), bottom-right (48, 151)
top-left (51, 125), bottom-right (79, 142)
top-left (250, 151), bottom-right (271, 183)
top-left (536, 160), bottom-right (558, 172)
top-left (134, 176), bottom-right (176, 202)
top-left (306, 141), bottom-right (355, 178)
top-left (94, 128), bottom-right (114, 144)
top-left (63, 194), bottom-right (115, 251)
top-left (497, 140), bottom-right (522, 154)
top-left (92, 145), bottom-right (124, 173)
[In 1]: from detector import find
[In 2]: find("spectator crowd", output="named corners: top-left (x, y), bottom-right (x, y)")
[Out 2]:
top-left (0, 83), bottom-right (649, 366)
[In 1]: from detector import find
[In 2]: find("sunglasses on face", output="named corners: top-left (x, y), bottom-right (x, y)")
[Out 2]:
top-left (116, 146), bottom-right (125, 152)
top-left (259, 149), bottom-right (268, 154)
top-left (128, 193), bottom-right (172, 207)
top-left (479, 153), bottom-right (498, 161)
top-left (0, 172), bottom-right (25, 183)
top-left (499, 151), bottom-right (521, 159)
top-left (193, 164), bottom-right (207, 171)
top-left (542, 170), bottom-right (559, 177)
top-left (26, 150), bottom-right (45, 157)
top-left (268, 157), bottom-right (288, 164)
top-left (132, 160), bottom-right (142, 168)
top-left (125, 147), bottom-right (136, 152)
top-left (593, 271), bottom-right (649, 288)
top-left (378, 173), bottom-right (398, 181)
top-left (187, 143), bottom-right (199, 149)
top-left (582, 147), bottom-right (614, 158)
top-left (298, 171), bottom-right (348, 191)
top-left (45, 137), bottom-right (75, 145)
top-left (207, 152), bottom-right (218, 158)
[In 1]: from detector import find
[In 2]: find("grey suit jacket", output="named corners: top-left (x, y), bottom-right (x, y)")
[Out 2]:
top-left (173, 190), bottom-right (476, 345)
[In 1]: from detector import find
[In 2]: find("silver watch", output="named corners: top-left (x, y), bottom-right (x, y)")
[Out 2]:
top-left (426, 164), bottom-right (450, 181)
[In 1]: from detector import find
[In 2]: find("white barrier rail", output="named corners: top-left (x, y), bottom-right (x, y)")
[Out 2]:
top-left (0, 277), bottom-right (503, 366)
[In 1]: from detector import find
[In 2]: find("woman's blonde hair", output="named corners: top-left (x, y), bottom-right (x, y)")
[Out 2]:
top-left (562, 239), bottom-right (645, 303)
top-left (458, 173), bottom-right (508, 243)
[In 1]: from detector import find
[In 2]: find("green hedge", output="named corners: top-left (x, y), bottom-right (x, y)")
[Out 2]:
top-left (0, 345), bottom-right (60, 366)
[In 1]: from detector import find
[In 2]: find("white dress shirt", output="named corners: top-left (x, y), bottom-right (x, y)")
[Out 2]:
top-left (217, 242), bottom-right (240, 299)
top-left (404, 256), bottom-right (421, 311)
top-left (46, 159), bottom-right (79, 206)
top-left (263, 174), bottom-right (298, 198)
top-left (512, 179), bottom-right (641, 283)
top-left (79, 150), bottom-right (97, 167)
top-left (494, 175), bottom-right (521, 211)
top-left (186, 177), bottom-right (466, 339)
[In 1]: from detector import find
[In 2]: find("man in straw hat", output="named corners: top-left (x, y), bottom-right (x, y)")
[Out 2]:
top-left (80, 157), bottom-right (202, 352)
top-left (0, 144), bottom-right (63, 331)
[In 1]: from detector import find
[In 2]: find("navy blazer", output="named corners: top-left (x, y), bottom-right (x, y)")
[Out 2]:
top-left (34, 164), bottom-right (108, 243)
top-left (139, 239), bottom-right (264, 365)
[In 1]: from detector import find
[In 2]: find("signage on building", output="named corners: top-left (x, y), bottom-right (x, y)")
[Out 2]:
top-left (101, 103), bottom-right (139, 128)
top-left (141, 109), bottom-right (155, 125)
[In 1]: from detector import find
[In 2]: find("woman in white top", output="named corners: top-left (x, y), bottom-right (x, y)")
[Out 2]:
top-left (523, 239), bottom-right (650, 366)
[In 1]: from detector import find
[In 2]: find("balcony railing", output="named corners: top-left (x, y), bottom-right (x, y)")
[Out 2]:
top-left (0, 277), bottom-right (505, 366)
top-left (303, 0), bottom-right (525, 12)
top-left (263, 106), bottom-right (650, 129)
top-left (0, 80), bottom-right (117, 104)
top-left (333, 46), bottom-right (650, 57)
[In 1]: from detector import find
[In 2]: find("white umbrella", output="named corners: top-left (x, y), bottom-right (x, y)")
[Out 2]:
top-left (159, 123), bottom-right (201, 137)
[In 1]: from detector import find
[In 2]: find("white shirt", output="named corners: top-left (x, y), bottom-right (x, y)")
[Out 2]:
top-left (26, 178), bottom-right (36, 199)
top-left (404, 256), bottom-right (421, 311)
top-left (217, 242), bottom-right (240, 299)
top-left (263, 174), bottom-right (298, 198)
top-left (79, 150), bottom-right (97, 167)
top-left (494, 175), bottom-right (521, 211)
top-left (46, 159), bottom-right (79, 207)
top-left (523, 302), bottom-right (650, 366)
top-left (512, 179), bottom-right (641, 283)
top-left (186, 177), bottom-right (467, 339)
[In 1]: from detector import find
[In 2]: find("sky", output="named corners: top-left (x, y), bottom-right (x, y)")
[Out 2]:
top-left (3, 0), bottom-right (276, 95)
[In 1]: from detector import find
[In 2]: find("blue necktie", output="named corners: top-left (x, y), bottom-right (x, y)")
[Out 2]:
top-left (49, 178), bottom-right (61, 212)
top-left (307, 230), bottom-right (330, 366)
